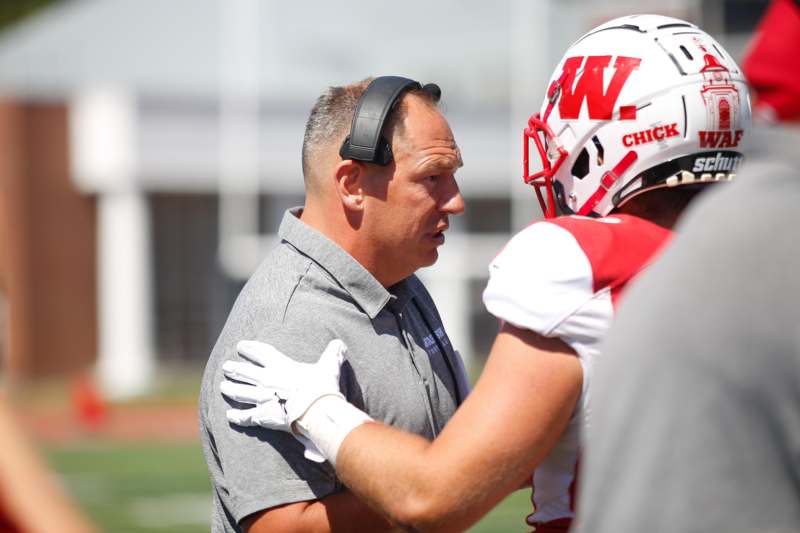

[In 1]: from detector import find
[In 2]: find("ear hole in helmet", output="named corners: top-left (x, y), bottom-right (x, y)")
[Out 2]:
top-left (571, 148), bottom-right (590, 179)
top-left (591, 135), bottom-right (605, 165)
top-left (552, 180), bottom-right (572, 216)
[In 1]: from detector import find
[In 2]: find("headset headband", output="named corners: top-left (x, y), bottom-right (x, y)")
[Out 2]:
top-left (339, 76), bottom-right (439, 166)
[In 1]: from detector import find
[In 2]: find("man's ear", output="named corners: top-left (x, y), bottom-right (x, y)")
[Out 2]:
top-left (334, 160), bottom-right (367, 211)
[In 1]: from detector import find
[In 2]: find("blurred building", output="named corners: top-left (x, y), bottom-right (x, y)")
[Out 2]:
top-left (0, 0), bottom-right (768, 396)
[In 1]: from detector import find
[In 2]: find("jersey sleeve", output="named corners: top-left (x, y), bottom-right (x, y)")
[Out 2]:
top-left (482, 221), bottom-right (599, 338)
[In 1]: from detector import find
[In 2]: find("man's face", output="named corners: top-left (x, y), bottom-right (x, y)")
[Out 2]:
top-left (362, 96), bottom-right (464, 285)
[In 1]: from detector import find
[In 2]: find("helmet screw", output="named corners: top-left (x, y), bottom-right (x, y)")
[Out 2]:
top-left (569, 193), bottom-right (578, 208)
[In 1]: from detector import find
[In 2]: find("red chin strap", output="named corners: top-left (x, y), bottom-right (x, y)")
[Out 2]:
top-left (576, 150), bottom-right (638, 216)
top-left (523, 113), bottom-right (568, 219)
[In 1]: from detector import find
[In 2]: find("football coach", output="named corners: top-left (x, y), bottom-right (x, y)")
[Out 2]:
top-left (199, 77), bottom-right (471, 532)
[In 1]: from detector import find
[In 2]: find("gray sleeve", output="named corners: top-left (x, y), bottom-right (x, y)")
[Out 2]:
top-left (576, 162), bottom-right (800, 533)
top-left (201, 323), bottom-right (339, 525)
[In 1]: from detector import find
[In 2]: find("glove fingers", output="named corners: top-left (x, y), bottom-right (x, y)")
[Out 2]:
top-left (221, 360), bottom-right (269, 387)
top-left (317, 339), bottom-right (347, 381)
top-left (225, 407), bottom-right (260, 426)
top-left (220, 379), bottom-right (277, 405)
top-left (237, 340), bottom-right (295, 369)
top-left (226, 402), bottom-right (287, 430)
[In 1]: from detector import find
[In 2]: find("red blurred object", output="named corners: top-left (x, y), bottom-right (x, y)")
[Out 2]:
top-left (0, 503), bottom-right (22, 533)
top-left (742, 0), bottom-right (800, 122)
top-left (72, 374), bottom-right (107, 430)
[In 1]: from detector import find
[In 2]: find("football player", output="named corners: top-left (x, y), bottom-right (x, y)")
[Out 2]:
top-left (220, 15), bottom-right (752, 532)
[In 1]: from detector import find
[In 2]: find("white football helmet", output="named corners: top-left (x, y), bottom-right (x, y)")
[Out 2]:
top-left (524, 14), bottom-right (752, 218)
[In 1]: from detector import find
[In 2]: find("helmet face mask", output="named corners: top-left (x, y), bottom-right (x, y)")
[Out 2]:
top-left (524, 113), bottom-right (567, 218)
top-left (524, 14), bottom-right (752, 219)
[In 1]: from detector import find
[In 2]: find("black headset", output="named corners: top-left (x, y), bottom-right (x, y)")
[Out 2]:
top-left (339, 76), bottom-right (441, 166)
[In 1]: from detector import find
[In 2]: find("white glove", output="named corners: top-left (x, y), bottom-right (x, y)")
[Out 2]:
top-left (221, 339), bottom-right (347, 462)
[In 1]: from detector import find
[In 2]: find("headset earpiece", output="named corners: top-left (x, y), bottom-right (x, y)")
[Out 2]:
top-left (339, 76), bottom-right (423, 166)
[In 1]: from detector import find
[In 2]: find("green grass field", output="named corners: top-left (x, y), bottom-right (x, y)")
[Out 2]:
top-left (46, 441), bottom-right (532, 532)
top-left (468, 489), bottom-right (531, 532)
top-left (47, 441), bottom-right (212, 533)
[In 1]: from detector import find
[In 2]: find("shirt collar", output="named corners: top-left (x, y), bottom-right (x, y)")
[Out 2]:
top-left (278, 207), bottom-right (417, 319)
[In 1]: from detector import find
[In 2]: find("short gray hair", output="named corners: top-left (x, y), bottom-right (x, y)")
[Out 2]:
top-left (301, 78), bottom-right (440, 193)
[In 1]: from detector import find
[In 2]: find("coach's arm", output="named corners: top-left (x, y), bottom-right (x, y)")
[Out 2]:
top-left (331, 324), bottom-right (582, 532)
top-left (241, 490), bottom-right (397, 533)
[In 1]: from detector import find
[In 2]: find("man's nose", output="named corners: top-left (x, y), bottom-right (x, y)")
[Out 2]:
top-left (440, 177), bottom-right (465, 215)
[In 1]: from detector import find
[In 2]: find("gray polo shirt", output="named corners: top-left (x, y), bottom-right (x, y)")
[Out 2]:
top-left (199, 207), bottom-right (468, 532)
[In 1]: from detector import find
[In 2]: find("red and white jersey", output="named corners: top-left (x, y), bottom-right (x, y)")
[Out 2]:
top-left (482, 214), bottom-right (672, 525)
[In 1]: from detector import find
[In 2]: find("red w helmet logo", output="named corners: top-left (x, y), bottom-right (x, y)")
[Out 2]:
top-left (557, 56), bottom-right (641, 120)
